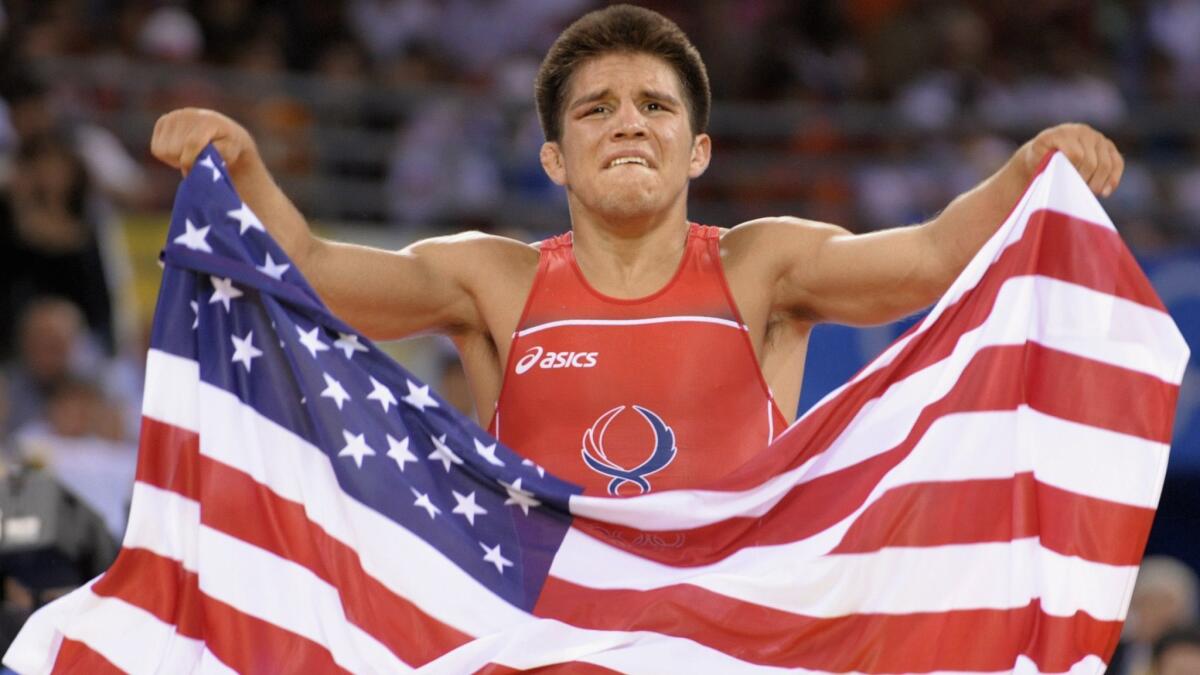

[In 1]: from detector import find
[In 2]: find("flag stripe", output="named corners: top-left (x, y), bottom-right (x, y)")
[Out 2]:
top-left (140, 350), bottom-right (535, 637)
top-left (553, 531), bottom-right (1135, 619)
top-left (830, 473), bottom-right (1156, 564)
top-left (569, 343), bottom-right (1170, 560)
top-left (50, 640), bottom-right (123, 675)
top-left (571, 265), bottom-right (1178, 532)
top-left (135, 415), bottom-right (475, 666)
top-left (535, 579), bottom-right (1117, 672)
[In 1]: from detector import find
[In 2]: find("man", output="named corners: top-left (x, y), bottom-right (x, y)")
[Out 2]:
top-left (150, 5), bottom-right (1123, 496)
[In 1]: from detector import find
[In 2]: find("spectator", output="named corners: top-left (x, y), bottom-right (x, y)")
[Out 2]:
top-left (1152, 626), bottom-right (1200, 675)
top-left (0, 134), bottom-right (116, 355)
top-left (2, 297), bottom-right (98, 437)
top-left (1110, 556), bottom-right (1200, 675)
top-left (13, 375), bottom-right (136, 540)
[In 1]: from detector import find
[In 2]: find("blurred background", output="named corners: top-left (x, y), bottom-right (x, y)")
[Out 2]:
top-left (0, 0), bottom-right (1196, 672)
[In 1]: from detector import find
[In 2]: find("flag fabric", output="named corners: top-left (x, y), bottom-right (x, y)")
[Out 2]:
top-left (3, 150), bottom-right (1189, 674)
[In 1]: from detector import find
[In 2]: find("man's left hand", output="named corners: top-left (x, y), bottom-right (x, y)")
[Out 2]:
top-left (1021, 123), bottom-right (1124, 197)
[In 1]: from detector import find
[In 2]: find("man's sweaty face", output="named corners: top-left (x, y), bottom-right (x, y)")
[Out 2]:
top-left (544, 52), bottom-right (709, 222)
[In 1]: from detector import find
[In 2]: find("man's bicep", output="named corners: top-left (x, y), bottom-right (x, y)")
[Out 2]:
top-left (303, 234), bottom-right (482, 341)
top-left (768, 219), bottom-right (947, 326)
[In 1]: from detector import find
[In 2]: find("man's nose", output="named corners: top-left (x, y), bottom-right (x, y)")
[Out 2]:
top-left (611, 105), bottom-right (648, 139)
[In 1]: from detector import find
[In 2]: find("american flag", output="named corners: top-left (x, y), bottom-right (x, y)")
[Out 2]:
top-left (4, 150), bottom-right (1189, 674)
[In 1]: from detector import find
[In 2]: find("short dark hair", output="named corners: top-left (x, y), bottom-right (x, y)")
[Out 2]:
top-left (535, 4), bottom-right (710, 143)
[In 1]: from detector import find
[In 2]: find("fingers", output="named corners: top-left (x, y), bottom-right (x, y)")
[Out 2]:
top-left (1034, 124), bottom-right (1124, 197)
top-left (149, 108), bottom-right (245, 177)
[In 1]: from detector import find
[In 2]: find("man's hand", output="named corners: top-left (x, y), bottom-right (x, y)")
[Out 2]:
top-left (150, 108), bottom-right (258, 177)
top-left (1020, 123), bottom-right (1124, 197)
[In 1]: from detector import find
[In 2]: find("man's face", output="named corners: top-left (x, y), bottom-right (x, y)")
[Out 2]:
top-left (541, 52), bottom-right (710, 222)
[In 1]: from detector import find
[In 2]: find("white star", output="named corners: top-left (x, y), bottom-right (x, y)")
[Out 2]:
top-left (427, 434), bottom-right (463, 472)
top-left (190, 301), bottom-right (199, 329)
top-left (402, 380), bottom-right (439, 412)
top-left (479, 541), bottom-right (513, 574)
top-left (230, 331), bottom-right (263, 372)
top-left (208, 276), bottom-right (243, 312)
top-left (173, 219), bottom-right (212, 253)
top-left (198, 154), bottom-right (222, 181)
top-left (320, 373), bottom-right (351, 410)
top-left (411, 488), bottom-right (441, 519)
top-left (334, 332), bottom-right (369, 359)
top-left (451, 490), bottom-right (488, 526)
top-left (474, 439), bottom-right (505, 467)
top-left (337, 430), bottom-right (375, 469)
top-left (227, 202), bottom-right (264, 235)
top-left (256, 252), bottom-right (290, 280)
top-left (522, 458), bottom-right (546, 478)
top-left (296, 325), bottom-right (329, 358)
top-left (501, 477), bottom-right (541, 515)
top-left (385, 434), bottom-right (417, 472)
top-left (366, 377), bottom-right (397, 413)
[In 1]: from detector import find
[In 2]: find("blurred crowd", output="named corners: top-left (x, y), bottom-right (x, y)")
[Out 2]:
top-left (0, 0), bottom-right (1197, 664)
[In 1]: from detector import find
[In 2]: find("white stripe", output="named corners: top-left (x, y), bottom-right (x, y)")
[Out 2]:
top-left (516, 315), bottom-right (745, 337)
top-left (766, 399), bottom-right (775, 443)
top-left (124, 481), bottom-right (201, 568)
top-left (1014, 653), bottom-right (1108, 675)
top-left (839, 153), bottom-right (1176, 398)
top-left (199, 525), bottom-right (413, 673)
top-left (422, 619), bottom-right (797, 674)
top-left (571, 274), bottom-right (1178, 531)
top-left (572, 404), bottom-right (1168, 536)
top-left (552, 533), bottom-right (1136, 621)
top-left (0, 580), bottom-right (230, 675)
top-left (122, 484), bottom-right (413, 673)
top-left (142, 350), bottom-right (531, 636)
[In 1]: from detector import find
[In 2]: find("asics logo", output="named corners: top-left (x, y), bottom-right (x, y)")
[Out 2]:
top-left (514, 346), bottom-right (599, 374)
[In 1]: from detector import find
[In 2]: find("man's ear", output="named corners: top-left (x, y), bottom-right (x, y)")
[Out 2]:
top-left (540, 142), bottom-right (567, 186)
top-left (688, 133), bottom-right (711, 179)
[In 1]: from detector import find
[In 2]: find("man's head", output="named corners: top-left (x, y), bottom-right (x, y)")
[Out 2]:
top-left (535, 5), bottom-right (712, 224)
top-left (535, 5), bottom-right (710, 143)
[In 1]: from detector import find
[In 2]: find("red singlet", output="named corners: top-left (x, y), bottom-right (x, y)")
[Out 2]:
top-left (489, 223), bottom-right (787, 496)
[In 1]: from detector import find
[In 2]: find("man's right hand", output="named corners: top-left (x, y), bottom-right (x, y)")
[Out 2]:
top-left (150, 108), bottom-right (259, 177)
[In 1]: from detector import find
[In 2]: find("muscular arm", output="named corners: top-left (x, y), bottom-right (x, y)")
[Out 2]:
top-left (747, 124), bottom-right (1124, 326)
top-left (152, 108), bottom-right (490, 340)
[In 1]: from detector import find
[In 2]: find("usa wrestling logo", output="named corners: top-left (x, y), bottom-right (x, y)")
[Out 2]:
top-left (581, 405), bottom-right (677, 496)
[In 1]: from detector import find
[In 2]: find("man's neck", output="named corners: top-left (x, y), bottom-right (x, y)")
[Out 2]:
top-left (567, 199), bottom-right (691, 299)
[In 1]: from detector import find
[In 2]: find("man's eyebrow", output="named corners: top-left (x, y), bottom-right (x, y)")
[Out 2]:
top-left (568, 88), bottom-right (612, 109)
top-left (641, 89), bottom-right (682, 106)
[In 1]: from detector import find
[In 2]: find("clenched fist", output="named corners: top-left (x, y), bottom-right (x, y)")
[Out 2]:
top-left (1021, 123), bottom-right (1124, 197)
top-left (150, 108), bottom-right (258, 177)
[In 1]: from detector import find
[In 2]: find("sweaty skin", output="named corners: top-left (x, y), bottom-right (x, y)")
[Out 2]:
top-left (150, 52), bottom-right (1124, 425)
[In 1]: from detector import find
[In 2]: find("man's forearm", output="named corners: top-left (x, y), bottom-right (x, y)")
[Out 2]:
top-left (919, 149), bottom-right (1035, 287)
top-left (228, 152), bottom-right (322, 271)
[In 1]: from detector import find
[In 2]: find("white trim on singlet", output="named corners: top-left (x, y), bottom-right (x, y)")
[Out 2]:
top-left (514, 316), bottom-right (747, 338)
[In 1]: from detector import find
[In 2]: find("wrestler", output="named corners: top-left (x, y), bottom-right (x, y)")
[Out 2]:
top-left (150, 5), bottom-right (1123, 495)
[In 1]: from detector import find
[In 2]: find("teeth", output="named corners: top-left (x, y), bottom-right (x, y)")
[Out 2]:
top-left (609, 157), bottom-right (648, 168)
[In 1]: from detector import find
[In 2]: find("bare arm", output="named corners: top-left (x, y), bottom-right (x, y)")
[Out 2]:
top-left (151, 108), bottom-right (489, 340)
top-left (747, 123), bottom-right (1124, 326)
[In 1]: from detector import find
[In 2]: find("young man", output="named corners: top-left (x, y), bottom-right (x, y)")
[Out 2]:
top-left (150, 5), bottom-right (1123, 496)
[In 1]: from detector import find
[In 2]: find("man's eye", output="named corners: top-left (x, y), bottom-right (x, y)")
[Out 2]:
top-left (646, 102), bottom-right (665, 111)
top-left (588, 105), bottom-right (608, 115)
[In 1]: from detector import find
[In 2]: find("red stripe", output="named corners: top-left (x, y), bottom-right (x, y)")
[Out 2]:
top-left (476, 662), bottom-right (624, 674)
top-left (92, 547), bottom-right (205, 637)
top-left (91, 546), bottom-right (346, 673)
top-left (136, 415), bottom-right (473, 667)
top-left (50, 638), bottom-right (124, 674)
top-left (715, 208), bottom-right (1168, 495)
top-left (575, 343), bottom-right (1172, 566)
top-left (831, 473), bottom-right (1155, 563)
top-left (535, 578), bottom-right (1118, 672)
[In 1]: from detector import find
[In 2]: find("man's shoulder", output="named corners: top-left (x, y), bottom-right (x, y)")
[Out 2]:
top-left (718, 216), bottom-right (843, 260)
